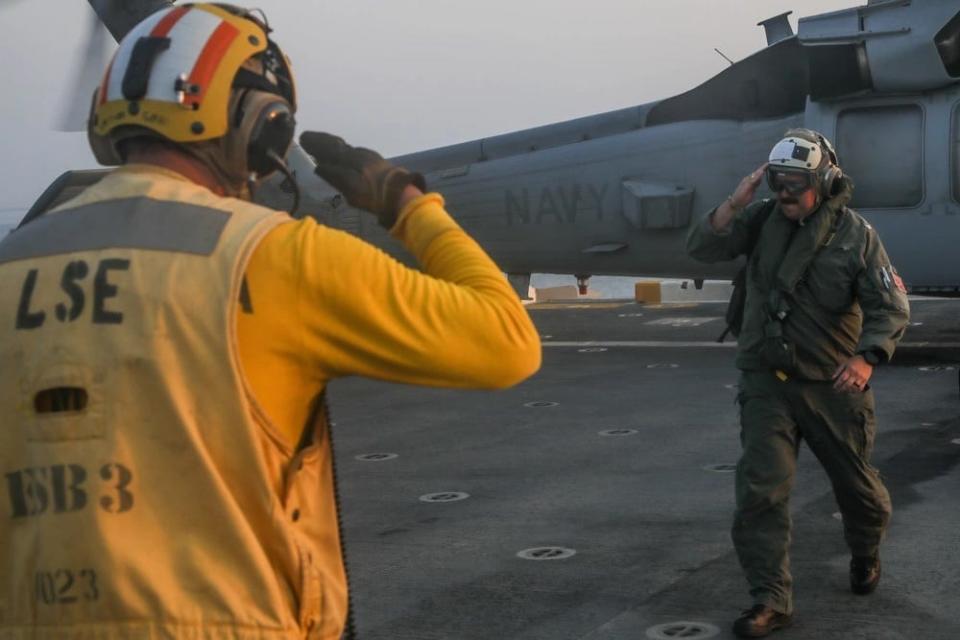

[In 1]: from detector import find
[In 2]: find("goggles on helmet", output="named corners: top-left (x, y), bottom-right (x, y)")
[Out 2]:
top-left (765, 167), bottom-right (814, 196)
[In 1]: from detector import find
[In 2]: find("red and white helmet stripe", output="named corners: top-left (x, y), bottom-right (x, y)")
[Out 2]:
top-left (98, 5), bottom-right (242, 109)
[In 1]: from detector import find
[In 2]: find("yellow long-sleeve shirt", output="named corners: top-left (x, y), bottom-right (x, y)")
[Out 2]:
top-left (0, 164), bottom-right (540, 640)
top-left (237, 190), bottom-right (542, 448)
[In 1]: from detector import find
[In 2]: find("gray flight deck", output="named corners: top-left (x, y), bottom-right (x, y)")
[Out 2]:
top-left (330, 298), bottom-right (960, 640)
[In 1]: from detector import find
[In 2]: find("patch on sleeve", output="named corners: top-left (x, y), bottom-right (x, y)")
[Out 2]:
top-left (879, 266), bottom-right (907, 294)
top-left (890, 267), bottom-right (907, 293)
top-left (879, 266), bottom-right (891, 291)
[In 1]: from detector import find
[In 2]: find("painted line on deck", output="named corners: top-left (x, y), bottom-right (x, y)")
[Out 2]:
top-left (544, 341), bottom-right (735, 348)
top-left (543, 341), bottom-right (960, 349)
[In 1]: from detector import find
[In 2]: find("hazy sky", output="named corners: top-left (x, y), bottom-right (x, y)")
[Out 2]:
top-left (0, 0), bottom-right (862, 222)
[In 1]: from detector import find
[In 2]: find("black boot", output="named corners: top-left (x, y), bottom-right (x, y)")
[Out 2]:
top-left (850, 554), bottom-right (881, 594)
top-left (732, 604), bottom-right (793, 638)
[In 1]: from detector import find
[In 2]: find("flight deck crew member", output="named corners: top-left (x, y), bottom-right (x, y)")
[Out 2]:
top-left (686, 129), bottom-right (908, 638)
top-left (0, 4), bottom-right (540, 639)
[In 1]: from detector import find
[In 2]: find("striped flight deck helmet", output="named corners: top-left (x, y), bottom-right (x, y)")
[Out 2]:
top-left (88, 3), bottom-right (297, 195)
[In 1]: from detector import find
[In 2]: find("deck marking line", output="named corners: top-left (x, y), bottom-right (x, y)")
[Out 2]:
top-left (543, 341), bottom-right (960, 349)
top-left (646, 317), bottom-right (721, 327)
top-left (544, 341), bottom-right (735, 348)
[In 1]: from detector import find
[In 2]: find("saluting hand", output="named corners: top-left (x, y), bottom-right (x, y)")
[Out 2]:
top-left (729, 163), bottom-right (769, 210)
top-left (299, 132), bottom-right (427, 229)
top-left (711, 163), bottom-right (769, 232)
top-left (833, 355), bottom-right (873, 393)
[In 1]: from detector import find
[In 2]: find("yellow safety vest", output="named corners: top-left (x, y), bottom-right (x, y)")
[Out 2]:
top-left (0, 169), bottom-right (345, 638)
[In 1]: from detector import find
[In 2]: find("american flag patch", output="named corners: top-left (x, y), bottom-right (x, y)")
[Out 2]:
top-left (891, 268), bottom-right (907, 293)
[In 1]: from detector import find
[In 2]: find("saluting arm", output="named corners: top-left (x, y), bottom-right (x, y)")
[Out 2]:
top-left (296, 132), bottom-right (541, 389)
top-left (294, 196), bottom-right (541, 389)
top-left (686, 164), bottom-right (768, 263)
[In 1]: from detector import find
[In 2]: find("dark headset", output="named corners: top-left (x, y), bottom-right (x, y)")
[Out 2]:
top-left (228, 86), bottom-right (299, 213)
top-left (217, 4), bottom-right (300, 211)
top-left (814, 132), bottom-right (843, 199)
top-left (231, 85), bottom-right (296, 178)
top-left (222, 4), bottom-right (297, 181)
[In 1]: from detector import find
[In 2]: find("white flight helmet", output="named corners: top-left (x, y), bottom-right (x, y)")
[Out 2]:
top-left (768, 136), bottom-right (825, 172)
top-left (766, 129), bottom-right (842, 199)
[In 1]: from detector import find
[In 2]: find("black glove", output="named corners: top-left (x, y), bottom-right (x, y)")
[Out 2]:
top-left (299, 131), bottom-right (427, 229)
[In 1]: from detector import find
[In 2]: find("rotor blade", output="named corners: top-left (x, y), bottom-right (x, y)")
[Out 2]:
top-left (88, 0), bottom-right (174, 43)
top-left (55, 7), bottom-right (111, 132)
top-left (55, 1), bottom-right (174, 131)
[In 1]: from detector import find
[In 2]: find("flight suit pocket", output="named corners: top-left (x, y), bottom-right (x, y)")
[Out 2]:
top-left (762, 321), bottom-right (796, 373)
top-left (805, 250), bottom-right (855, 312)
top-left (735, 373), bottom-right (766, 432)
top-left (855, 406), bottom-right (876, 459)
top-left (735, 389), bottom-right (747, 429)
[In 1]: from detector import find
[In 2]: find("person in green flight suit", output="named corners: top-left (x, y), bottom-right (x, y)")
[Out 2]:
top-left (686, 129), bottom-right (910, 638)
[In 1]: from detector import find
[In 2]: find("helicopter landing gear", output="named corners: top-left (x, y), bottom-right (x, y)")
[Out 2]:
top-left (576, 274), bottom-right (591, 296)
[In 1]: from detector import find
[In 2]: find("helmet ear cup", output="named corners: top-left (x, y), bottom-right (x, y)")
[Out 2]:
top-left (813, 132), bottom-right (841, 198)
top-left (230, 89), bottom-right (295, 179)
top-left (248, 101), bottom-right (295, 176)
top-left (821, 164), bottom-right (843, 198)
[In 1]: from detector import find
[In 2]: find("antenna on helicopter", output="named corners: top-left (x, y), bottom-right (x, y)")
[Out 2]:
top-left (713, 48), bottom-right (734, 66)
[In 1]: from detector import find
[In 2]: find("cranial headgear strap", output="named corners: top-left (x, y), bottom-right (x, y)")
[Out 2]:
top-left (232, 67), bottom-right (281, 94)
top-left (122, 37), bottom-right (172, 100)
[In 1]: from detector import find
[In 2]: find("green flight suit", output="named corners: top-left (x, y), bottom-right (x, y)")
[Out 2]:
top-left (686, 177), bottom-right (909, 614)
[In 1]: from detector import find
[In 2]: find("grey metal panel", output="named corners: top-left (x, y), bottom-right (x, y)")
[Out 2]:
top-left (405, 116), bottom-right (801, 278)
top-left (836, 104), bottom-right (924, 208)
top-left (758, 12), bottom-right (795, 46)
top-left (799, 1), bottom-right (960, 92)
top-left (391, 141), bottom-right (485, 174)
top-left (863, 2), bottom-right (958, 92)
top-left (646, 38), bottom-right (807, 125)
top-left (806, 43), bottom-right (872, 100)
top-left (481, 106), bottom-right (651, 160)
top-left (798, 5), bottom-right (864, 41)
top-left (621, 181), bottom-right (694, 230)
top-left (390, 104), bottom-right (657, 174)
top-left (0, 197), bottom-right (230, 264)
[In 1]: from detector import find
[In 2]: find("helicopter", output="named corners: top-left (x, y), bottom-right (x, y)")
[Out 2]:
top-left (19, 0), bottom-right (960, 299)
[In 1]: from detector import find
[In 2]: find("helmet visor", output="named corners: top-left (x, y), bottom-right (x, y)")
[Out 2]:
top-left (766, 167), bottom-right (814, 196)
